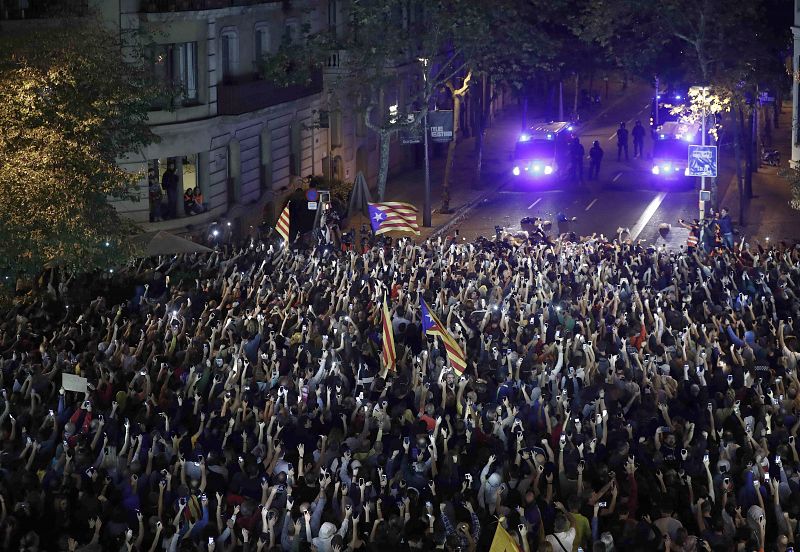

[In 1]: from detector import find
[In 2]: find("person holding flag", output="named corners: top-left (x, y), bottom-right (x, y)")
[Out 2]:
top-left (420, 297), bottom-right (466, 376)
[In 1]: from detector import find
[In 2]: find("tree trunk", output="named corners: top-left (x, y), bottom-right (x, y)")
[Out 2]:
top-left (743, 107), bottom-right (753, 199)
top-left (573, 73), bottom-right (579, 120)
top-left (752, 100), bottom-right (759, 174)
top-left (733, 104), bottom-right (745, 225)
top-left (442, 89), bottom-right (467, 213)
top-left (376, 130), bottom-right (390, 201)
top-left (473, 74), bottom-right (490, 190)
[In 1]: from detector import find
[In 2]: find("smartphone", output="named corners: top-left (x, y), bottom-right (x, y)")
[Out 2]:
top-left (359, 478), bottom-right (365, 486)
top-left (518, 524), bottom-right (524, 532)
top-left (599, 501), bottom-right (607, 508)
top-left (764, 474), bottom-right (770, 482)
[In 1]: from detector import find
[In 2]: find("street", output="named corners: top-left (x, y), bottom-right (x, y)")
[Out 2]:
top-left (450, 84), bottom-right (707, 248)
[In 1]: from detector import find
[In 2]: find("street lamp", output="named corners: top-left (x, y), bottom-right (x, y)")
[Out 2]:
top-left (418, 57), bottom-right (431, 228)
top-left (689, 85), bottom-right (710, 220)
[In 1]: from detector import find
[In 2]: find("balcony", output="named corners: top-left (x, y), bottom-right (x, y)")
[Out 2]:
top-left (217, 69), bottom-right (323, 116)
top-left (139, 0), bottom-right (283, 13)
top-left (1, 0), bottom-right (88, 19)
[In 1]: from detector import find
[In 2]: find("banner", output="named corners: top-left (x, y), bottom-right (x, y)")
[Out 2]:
top-left (400, 112), bottom-right (422, 144)
top-left (428, 110), bottom-right (454, 143)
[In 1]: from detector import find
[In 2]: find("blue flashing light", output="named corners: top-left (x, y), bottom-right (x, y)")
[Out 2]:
top-left (546, 134), bottom-right (552, 139)
top-left (675, 95), bottom-right (682, 100)
top-left (657, 95), bottom-right (661, 99)
top-left (532, 164), bottom-right (541, 173)
top-left (659, 134), bottom-right (665, 139)
top-left (544, 165), bottom-right (553, 175)
top-left (519, 133), bottom-right (530, 142)
top-left (652, 166), bottom-right (660, 175)
top-left (512, 166), bottom-right (520, 176)
top-left (567, 125), bottom-right (574, 131)
top-left (662, 164), bottom-right (671, 172)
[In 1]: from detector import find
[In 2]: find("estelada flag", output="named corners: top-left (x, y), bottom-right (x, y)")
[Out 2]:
top-left (381, 298), bottom-right (396, 371)
top-left (276, 203), bottom-right (290, 244)
top-left (420, 298), bottom-right (466, 376)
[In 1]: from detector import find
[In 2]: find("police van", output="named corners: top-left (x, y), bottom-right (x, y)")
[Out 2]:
top-left (512, 122), bottom-right (574, 180)
top-left (651, 121), bottom-right (699, 181)
top-left (650, 87), bottom-right (687, 132)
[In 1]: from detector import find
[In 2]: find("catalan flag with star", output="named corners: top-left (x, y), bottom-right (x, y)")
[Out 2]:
top-left (381, 297), bottom-right (396, 372)
top-left (420, 298), bottom-right (467, 376)
top-left (368, 202), bottom-right (420, 235)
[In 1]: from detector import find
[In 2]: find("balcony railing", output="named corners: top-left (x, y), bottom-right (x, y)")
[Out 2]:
top-left (140, 0), bottom-right (283, 13)
top-left (217, 69), bottom-right (323, 116)
top-left (0, 0), bottom-right (88, 19)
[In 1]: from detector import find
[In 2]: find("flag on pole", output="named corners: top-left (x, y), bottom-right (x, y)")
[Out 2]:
top-left (489, 521), bottom-right (521, 552)
top-left (368, 202), bottom-right (420, 235)
top-left (381, 298), bottom-right (396, 372)
top-left (420, 298), bottom-right (466, 376)
top-left (276, 203), bottom-right (290, 244)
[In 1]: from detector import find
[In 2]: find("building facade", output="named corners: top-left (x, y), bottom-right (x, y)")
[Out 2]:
top-left (793, 0), bottom-right (800, 167)
top-left (112, 0), bottom-right (335, 231)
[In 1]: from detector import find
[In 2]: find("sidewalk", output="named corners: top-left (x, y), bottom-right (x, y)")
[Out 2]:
top-left (719, 100), bottom-right (800, 244)
top-left (343, 105), bottom-right (522, 241)
top-left (349, 78), bottom-right (640, 241)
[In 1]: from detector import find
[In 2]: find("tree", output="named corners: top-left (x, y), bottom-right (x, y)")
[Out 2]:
top-left (0, 17), bottom-right (164, 280)
top-left (323, 0), bottom-right (492, 204)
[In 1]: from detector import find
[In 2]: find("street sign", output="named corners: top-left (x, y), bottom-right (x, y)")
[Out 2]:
top-left (308, 201), bottom-right (318, 210)
top-left (428, 110), bottom-right (454, 143)
top-left (306, 189), bottom-right (319, 201)
top-left (759, 92), bottom-right (775, 103)
top-left (687, 145), bottom-right (718, 178)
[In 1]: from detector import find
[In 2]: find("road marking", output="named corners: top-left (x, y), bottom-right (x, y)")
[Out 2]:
top-left (527, 198), bottom-right (542, 210)
top-left (644, 102), bottom-right (650, 109)
top-left (629, 192), bottom-right (667, 241)
top-left (612, 172), bottom-right (622, 182)
top-left (585, 198), bottom-right (598, 211)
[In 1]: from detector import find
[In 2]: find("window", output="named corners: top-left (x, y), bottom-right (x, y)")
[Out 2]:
top-left (289, 122), bottom-right (301, 177)
top-left (254, 25), bottom-right (271, 64)
top-left (328, 0), bottom-right (337, 30)
top-left (330, 111), bottom-right (343, 147)
top-left (354, 109), bottom-right (366, 137)
top-left (220, 29), bottom-right (239, 83)
top-left (152, 42), bottom-right (198, 105)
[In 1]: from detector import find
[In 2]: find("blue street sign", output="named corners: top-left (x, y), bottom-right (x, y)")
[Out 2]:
top-left (687, 145), bottom-right (718, 178)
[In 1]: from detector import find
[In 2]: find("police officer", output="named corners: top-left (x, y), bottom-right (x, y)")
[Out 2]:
top-left (632, 120), bottom-right (646, 158)
top-left (588, 140), bottom-right (603, 180)
top-left (570, 137), bottom-right (585, 183)
top-left (616, 122), bottom-right (629, 161)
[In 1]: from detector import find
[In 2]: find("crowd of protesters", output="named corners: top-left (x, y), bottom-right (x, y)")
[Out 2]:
top-left (1, 215), bottom-right (800, 552)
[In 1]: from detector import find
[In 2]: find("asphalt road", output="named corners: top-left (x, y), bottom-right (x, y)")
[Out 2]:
top-left (451, 84), bottom-right (704, 248)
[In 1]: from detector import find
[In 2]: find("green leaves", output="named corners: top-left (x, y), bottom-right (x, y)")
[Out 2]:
top-left (0, 18), bottom-right (164, 279)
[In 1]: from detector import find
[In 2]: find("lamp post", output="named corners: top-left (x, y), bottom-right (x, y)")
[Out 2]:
top-left (419, 57), bottom-right (431, 228)
top-left (690, 85), bottom-right (710, 220)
